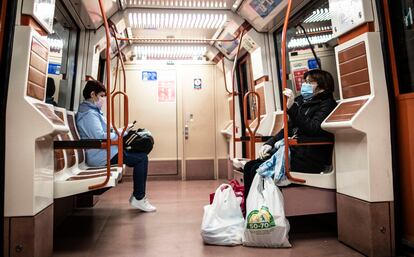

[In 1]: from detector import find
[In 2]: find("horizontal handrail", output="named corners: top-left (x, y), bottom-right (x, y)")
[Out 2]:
top-left (115, 36), bottom-right (239, 43)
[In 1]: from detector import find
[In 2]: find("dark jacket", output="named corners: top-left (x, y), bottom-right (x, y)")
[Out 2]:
top-left (265, 91), bottom-right (337, 173)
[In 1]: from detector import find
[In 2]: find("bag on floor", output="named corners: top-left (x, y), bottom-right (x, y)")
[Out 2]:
top-left (209, 179), bottom-right (245, 216)
top-left (201, 184), bottom-right (245, 246)
top-left (243, 174), bottom-right (291, 248)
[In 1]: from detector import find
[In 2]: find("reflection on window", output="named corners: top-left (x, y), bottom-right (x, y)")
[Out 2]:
top-left (396, 0), bottom-right (414, 93)
top-left (46, 21), bottom-right (69, 107)
top-left (274, 0), bottom-right (339, 105)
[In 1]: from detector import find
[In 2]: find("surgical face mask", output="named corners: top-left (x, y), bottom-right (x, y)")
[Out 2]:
top-left (300, 82), bottom-right (314, 99)
top-left (95, 96), bottom-right (106, 109)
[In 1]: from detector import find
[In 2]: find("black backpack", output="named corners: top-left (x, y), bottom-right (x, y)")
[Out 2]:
top-left (123, 128), bottom-right (154, 154)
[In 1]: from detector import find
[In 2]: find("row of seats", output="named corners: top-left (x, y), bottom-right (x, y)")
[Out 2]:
top-left (53, 106), bottom-right (124, 199)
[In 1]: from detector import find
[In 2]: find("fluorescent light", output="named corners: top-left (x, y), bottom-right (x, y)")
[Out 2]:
top-left (134, 45), bottom-right (207, 60)
top-left (128, 11), bottom-right (227, 29)
top-left (288, 34), bottom-right (333, 49)
top-left (303, 8), bottom-right (331, 23)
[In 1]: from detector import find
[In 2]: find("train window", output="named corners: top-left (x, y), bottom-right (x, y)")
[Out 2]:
top-left (389, 0), bottom-right (414, 94)
top-left (46, 0), bottom-right (79, 109)
top-left (273, 0), bottom-right (339, 107)
top-left (237, 53), bottom-right (257, 121)
top-left (236, 53), bottom-right (257, 157)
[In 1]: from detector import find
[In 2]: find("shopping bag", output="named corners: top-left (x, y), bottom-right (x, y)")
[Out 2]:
top-left (209, 179), bottom-right (245, 216)
top-left (243, 174), bottom-right (291, 248)
top-left (201, 184), bottom-right (245, 246)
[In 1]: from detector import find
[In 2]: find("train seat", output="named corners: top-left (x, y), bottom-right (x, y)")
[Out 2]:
top-left (53, 107), bottom-right (122, 199)
top-left (290, 153), bottom-right (336, 189)
top-left (65, 110), bottom-right (125, 173)
top-left (270, 111), bottom-right (336, 189)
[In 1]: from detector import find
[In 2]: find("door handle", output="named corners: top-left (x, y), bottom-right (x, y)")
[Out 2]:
top-left (184, 125), bottom-right (189, 140)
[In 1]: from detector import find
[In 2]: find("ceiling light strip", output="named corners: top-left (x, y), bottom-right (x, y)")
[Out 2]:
top-left (134, 45), bottom-right (207, 60)
top-left (128, 11), bottom-right (227, 29)
top-left (126, 0), bottom-right (229, 9)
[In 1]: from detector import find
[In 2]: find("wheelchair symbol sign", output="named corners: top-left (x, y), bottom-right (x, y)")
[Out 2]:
top-left (194, 78), bottom-right (202, 90)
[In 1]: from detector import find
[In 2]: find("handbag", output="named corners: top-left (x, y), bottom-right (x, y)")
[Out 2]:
top-left (123, 128), bottom-right (154, 154)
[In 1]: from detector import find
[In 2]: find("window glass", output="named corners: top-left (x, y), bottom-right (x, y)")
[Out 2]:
top-left (46, 22), bottom-right (69, 107)
top-left (46, 0), bottom-right (79, 109)
top-left (273, 0), bottom-right (339, 107)
top-left (393, 0), bottom-right (414, 93)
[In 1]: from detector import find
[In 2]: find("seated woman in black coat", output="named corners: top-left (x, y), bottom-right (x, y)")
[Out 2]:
top-left (243, 69), bottom-right (337, 199)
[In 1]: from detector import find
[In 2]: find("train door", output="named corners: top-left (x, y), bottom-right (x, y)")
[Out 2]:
top-left (383, 0), bottom-right (414, 250)
top-left (181, 65), bottom-right (216, 180)
top-left (124, 67), bottom-right (180, 178)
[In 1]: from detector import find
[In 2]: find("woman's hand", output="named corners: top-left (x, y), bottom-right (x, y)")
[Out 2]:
top-left (258, 144), bottom-right (272, 160)
top-left (283, 88), bottom-right (295, 109)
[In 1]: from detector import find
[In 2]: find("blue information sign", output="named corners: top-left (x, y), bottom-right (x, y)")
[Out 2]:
top-left (142, 71), bottom-right (157, 81)
top-left (48, 63), bottom-right (61, 75)
top-left (308, 58), bottom-right (320, 70)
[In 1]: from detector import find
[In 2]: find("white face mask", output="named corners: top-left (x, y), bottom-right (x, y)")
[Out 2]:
top-left (95, 96), bottom-right (106, 109)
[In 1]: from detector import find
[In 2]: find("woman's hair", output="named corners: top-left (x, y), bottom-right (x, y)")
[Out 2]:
top-left (304, 69), bottom-right (335, 93)
top-left (46, 77), bottom-right (55, 97)
top-left (82, 80), bottom-right (106, 100)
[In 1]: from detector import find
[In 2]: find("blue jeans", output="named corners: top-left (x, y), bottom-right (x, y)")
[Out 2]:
top-left (111, 151), bottom-right (148, 200)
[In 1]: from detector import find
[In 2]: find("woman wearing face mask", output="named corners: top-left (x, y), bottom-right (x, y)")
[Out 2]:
top-left (243, 69), bottom-right (337, 200)
top-left (76, 80), bottom-right (156, 212)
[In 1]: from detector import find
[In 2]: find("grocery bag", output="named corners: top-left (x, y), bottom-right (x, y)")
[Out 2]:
top-left (243, 174), bottom-right (291, 248)
top-left (201, 184), bottom-right (245, 245)
top-left (209, 179), bottom-right (245, 215)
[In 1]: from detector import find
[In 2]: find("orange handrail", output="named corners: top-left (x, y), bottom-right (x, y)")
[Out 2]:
top-left (111, 56), bottom-right (120, 94)
top-left (221, 60), bottom-right (232, 95)
top-left (90, 0), bottom-right (112, 190)
top-left (111, 92), bottom-right (129, 167)
top-left (109, 24), bottom-right (128, 130)
top-left (232, 29), bottom-right (246, 158)
top-left (281, 0), bottom-right (306, 184)
top-left (243, 91), bottom-right (261, 160)
top-left (115, 36), bottom-right (240, 43)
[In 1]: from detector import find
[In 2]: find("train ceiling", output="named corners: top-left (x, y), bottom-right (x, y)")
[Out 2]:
top-left (66, 0), bottom-right (326, 59)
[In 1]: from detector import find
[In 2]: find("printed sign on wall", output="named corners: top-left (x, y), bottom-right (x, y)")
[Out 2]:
top-left (293, 68), bottom-right (309, 91)
top-left (142, 71), bottom-right (158, 81)
top-left (157, 81), bottom-right (176, 103)
top-left (194, 78), bottom-right (202, 90)
top-left (249, 0), bottom-right (283, 18)
top-left (48, 63), bottom-right (61, 75)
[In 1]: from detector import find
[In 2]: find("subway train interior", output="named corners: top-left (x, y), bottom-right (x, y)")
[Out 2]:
top-left (0, 0), bottom-right (414, 256)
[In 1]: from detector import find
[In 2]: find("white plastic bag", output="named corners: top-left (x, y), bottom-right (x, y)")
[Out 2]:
top-left (243, 174), bottom-right (291, 248)
top-left (201, 184), bottom-right (245, 246)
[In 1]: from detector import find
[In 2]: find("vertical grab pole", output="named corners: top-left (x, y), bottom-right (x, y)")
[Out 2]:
top-left (222, 60), bottom-right (232, 95)
top-left (110, 23), bottom-right (128, 168)
top-left (243, 92), bottom-right (261, 160)
top-left (89, 0), bottom-right (112, 190)
top-left (232, 29), bottom-right (246, 159)
top-left (281, 0), bottom-right (305, 183)
top-left (111, 92), bottom-right (129, 168)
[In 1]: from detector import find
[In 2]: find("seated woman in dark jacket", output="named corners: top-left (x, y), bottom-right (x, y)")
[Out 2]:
top-left (243, 69), bottom-right (337, 199)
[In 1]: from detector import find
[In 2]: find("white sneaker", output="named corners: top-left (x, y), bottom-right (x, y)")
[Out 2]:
top-left (130, 196), bottom-right (157, 212)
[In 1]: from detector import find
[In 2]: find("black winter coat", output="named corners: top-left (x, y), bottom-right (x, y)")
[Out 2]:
top-left (265, 91), bottom-right (337, 173)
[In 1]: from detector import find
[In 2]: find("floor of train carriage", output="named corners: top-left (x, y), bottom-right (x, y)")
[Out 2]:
top-left (53, 180), bottom-right (363, 257)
